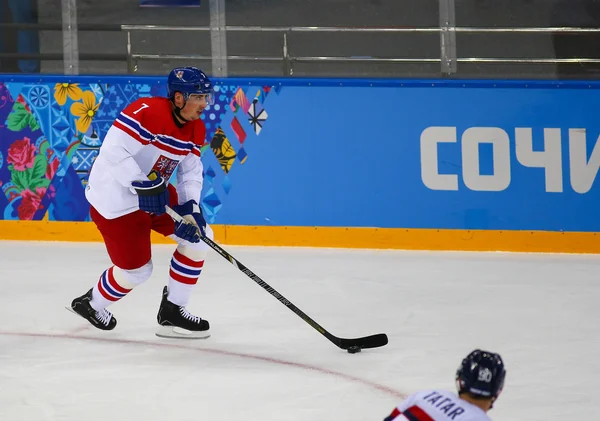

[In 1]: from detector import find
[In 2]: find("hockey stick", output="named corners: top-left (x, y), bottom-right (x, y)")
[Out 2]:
top-left (165, 206), bottom-right (388, 351)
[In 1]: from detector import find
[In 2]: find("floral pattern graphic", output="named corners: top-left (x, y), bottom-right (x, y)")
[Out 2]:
top-left (4, 136), bottom-right (53, 220)
top-left (6, 95), bottom-right (40, 132)
top-left (0, 80), bottom-right (280, 222)
top-left (70, 91), bottom-right (100, 134)
top-left (18, 187), bottom-right (47, 220)
top-left (54, 83), bottom-right (83, 106)
top-left (7, 137), bottom-right (36, 171)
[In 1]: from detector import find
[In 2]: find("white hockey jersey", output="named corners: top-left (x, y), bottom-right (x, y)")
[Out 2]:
top-left (384, 390), bottom-right (492, 421)
top-left (85, 97), bottom-right (206, 219)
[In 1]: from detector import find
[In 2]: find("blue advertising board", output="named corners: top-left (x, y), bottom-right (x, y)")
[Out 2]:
top-left (0, 75), bottom-right (598, 250)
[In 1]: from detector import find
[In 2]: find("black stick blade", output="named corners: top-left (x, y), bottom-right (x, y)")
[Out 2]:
top-left (338, 333), bottom-right (388, 350)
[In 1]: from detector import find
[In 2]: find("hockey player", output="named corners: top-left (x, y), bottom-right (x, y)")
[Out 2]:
top-left (69, 66), bottom-right (215, 339)
top-left (383, 349), bottom-right (506, 421)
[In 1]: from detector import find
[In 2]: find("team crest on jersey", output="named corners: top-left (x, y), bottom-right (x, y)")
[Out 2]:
top-left (152, 155), bottom-right (179, 180)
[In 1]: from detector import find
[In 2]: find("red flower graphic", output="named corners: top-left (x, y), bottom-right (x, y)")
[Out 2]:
top-left (7, 137), bottom-right (36, 171)
top-left (17, 187), bottom-right (47, 220)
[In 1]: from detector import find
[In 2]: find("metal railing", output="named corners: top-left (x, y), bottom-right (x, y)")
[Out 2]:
top-left (2, 23), bottom-right (600, 76)
top-left (122, 25), bottom-right (600, 75)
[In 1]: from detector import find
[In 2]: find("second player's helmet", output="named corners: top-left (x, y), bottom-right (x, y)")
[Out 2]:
top-left (456, 349), bottom-right (506, 399)
top-left (167, 66), bottom-right (214, 105)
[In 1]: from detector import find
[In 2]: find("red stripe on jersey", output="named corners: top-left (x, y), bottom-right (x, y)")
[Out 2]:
top-left (169, 268), bottom-right (199, 285)
top-left (384, 407), bottom-right (401, 421)
top-left (173, 249), bottom-right (205, 268)
top-left (152, 140), bottom-right (190, 157)
top-left (191, 146), bottom-right (201, 157)
top-left (115, 121), bottom-right (189, 156)
top-left (106, 267), bottom-right (132, 294)
top-left (404, 406), bottom-right (434, 421)
top-left (113, 120), bottom-right (150, 145)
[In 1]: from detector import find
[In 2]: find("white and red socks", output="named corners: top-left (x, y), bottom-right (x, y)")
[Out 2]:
top-left (167, 246), bottom-right (205, 307)
top-left (90, 266), bottom-right (134, 311)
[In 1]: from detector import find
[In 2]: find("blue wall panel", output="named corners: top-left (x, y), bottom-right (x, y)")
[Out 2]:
top-left (0, 75), bottom-right (598, 231)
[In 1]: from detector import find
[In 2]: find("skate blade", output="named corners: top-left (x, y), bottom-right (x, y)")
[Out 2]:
top-left (65, 305), bottom-right (79, 316)
top-left (155, 325), bottom-right (211, 339)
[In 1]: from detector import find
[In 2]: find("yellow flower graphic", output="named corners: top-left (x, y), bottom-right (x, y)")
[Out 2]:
top-left (54, 83), bottom-right (83, 106)
top-left (70, 91), bottom-right (100, 134)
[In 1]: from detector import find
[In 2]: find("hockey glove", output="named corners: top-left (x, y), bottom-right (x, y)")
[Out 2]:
top-left (172, 200), bottom-right (206, 243)
top-left (132, 171), bottom-right (169, 215)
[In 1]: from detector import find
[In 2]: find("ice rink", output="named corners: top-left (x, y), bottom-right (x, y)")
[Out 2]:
top-left (1, 240), bottom-right (598, 420)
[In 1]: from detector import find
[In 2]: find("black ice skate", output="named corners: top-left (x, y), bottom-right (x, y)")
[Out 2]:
top-left (156, 286), bottom-right (210, 339)
top-left (67, 289), bottom-right (117, 331)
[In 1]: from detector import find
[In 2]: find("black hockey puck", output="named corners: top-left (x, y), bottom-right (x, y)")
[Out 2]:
top-left (347, 346), bottom-right (362, 354)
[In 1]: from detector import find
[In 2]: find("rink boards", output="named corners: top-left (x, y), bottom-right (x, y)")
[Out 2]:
top-left (0, 76), bottom-right (598, 252)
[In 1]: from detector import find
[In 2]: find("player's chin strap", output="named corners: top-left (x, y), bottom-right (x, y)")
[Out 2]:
top-left (173, 105), bottom-right (187, 122)
top-left (171, 96), bottom-right (189, 126)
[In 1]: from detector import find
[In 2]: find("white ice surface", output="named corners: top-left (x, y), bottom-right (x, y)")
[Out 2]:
top-left (0, 241), bottom-right (598, 420)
